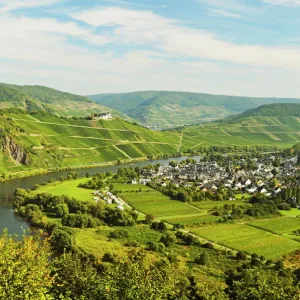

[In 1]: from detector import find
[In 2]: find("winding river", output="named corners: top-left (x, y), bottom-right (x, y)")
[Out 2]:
top-left (0, 156), bottom-right (201, 234)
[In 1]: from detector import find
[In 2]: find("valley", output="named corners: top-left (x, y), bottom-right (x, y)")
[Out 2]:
top-left (88, 90), bottom-right (300, 129)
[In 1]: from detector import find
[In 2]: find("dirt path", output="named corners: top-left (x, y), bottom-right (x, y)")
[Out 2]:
top-left (177, 132), bottom-right (183, 152)
top-left (112, 145), bottom-right (131, 159)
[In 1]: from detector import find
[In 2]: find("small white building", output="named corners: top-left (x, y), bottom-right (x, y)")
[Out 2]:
top-left (117, 205), bottom-right (125, 211)
top-left (139, 178), bottom-right (151, 185)
top-left (93, 112), bottom-right (112, 120)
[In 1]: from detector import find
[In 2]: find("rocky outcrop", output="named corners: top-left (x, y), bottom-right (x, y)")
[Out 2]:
top-left (2, 136), bottom-right (30, 165)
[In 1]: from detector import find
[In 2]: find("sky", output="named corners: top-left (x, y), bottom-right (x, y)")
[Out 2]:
top-left (1, 0), bottom-right (300, 97)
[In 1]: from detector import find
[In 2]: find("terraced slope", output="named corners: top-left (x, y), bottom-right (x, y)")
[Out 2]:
top-left (0, 110), bottom-right (180, 173)
top-left (181, 104), bottom-right (300, 151)
top-left (0, 83), bottom-right (131, 120)
top-left (88, 91), bottom-right (300, 129)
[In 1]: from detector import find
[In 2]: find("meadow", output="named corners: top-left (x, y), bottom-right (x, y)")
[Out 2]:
top-left (191, 223), bottom-right (300, 259)
top-left (33, 178), bottom-right (94, 202)
top-left (74, 225), bottom-right (163, 259)
top-left (119, 189), bottom-right (199, 218)
top-left (248, 217), bottom-right (300, 235)
top-left (190, 200), bottom-right (245, 210)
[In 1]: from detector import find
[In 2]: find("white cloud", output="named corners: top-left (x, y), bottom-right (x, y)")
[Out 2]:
top-left (70, 7), bottom-right (300, 69)
top-left (1, 5), bottom-right (300, 97)
top-left (0, 16), bottom-right (111, 46)
top-left (206, 8), bottom-right (242, 18)
top-left (0, 0), bottom-right (60, 13)
top-left (263, 0), bottom-right (300, 6)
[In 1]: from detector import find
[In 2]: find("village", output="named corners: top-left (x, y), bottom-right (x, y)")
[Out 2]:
top-left (130, 154), bottom-right (299, 200)
top-left (90, 153), bottom-right (300, 210)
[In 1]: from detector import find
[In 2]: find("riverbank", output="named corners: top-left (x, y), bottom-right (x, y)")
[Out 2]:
top-left (0, 156), bottom-right (155, 182)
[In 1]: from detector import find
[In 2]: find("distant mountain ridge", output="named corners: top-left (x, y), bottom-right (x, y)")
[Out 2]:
top-left (87, 91), bottom-right (300, 129)
top-left (0, 83), bottom-right (130, 120)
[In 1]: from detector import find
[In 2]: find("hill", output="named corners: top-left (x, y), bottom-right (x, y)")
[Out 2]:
top-left (180, 103), bottom-right (300, 152)
top-left (88, 91), bottom-right (300, 129)
top-left (0, 83), bottom-right (131, 120)
top-left (225, 103), bottom-right (300, 122)
top-left (0, 109), bottom-right (181, 174)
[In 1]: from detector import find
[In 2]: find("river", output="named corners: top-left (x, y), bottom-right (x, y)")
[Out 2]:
top-left (0, 156), bottom-right (201, 234)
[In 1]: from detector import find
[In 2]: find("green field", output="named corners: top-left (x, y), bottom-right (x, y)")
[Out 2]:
top-left (190, 200), bottom-right (245, 210)
top-left (74, 225), bottom-right (163, 259)
top-left (165, 214), bottom-right (220, 225)
top-left (191, 223), bottom-right (300, 259)
top-left (116, 184), bottom-right (200, 218)
top-left (33, 178), bottom-right (94, 202)
top-left (281, 209), bottom-right (300, 218)
top-left (248, 217), bottom-right (300, 235)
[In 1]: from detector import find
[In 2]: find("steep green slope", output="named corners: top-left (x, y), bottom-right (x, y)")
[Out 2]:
top-left (225, 103), bottom-right (300, 121)
top-left (88, 91), bottom-right (300, 129)
top-left (180, 103), bottom-right (300, 151)
top-left (0, 109), bottom-right (181, 174)
top-left (0, 83), bottom-right (131, 120)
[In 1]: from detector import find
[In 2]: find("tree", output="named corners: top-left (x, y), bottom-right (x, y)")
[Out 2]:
top-left (226, 268), bottom-right (299, 300)
top-left (236, 251), bottom-right (247, 260)
top-left (0, 230), bottom-right (54, 299)
top-left (55, 203), bottom-right (69, 218)
top-left (195, 252), bottom-right (210, 265)
top-left (160, 232), bottom-right (177, 247)
top-left (51, 253), bottom-right (102, 299)
top-left (99, 250), bottom-right (186, 300)
top-left (51, 228), bottom-right (74, 252)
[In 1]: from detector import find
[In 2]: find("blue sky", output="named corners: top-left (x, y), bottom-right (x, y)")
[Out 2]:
top-left (1, 0), bottom-right (300, 97)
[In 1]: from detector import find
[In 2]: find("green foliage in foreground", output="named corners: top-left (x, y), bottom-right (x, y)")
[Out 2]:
top-left (0, 230), bottom-right (299, 300)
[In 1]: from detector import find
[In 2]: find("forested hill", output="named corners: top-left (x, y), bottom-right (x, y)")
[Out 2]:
top-left (0, 83), bottom-right (130, 119)
top-left (229, 103), bottom-right (300, 119)
top-left (87, 91), bottom-right (300, 129)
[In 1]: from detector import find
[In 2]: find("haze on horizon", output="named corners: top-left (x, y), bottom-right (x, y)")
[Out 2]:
top-left (1, 0), bottom-right (300, 98)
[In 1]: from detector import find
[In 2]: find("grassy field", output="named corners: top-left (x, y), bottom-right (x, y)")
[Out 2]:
top-left (33, 178), bottom-right (94, 202)
top-left (191, 223), bottom-right (300, 259)
top-left (165, 214), bottom-right (220, 225)
top-left (248, 217), bottom-right (300, 235)
top-left (281, 209), bottom-right (300, 218)
top-left (190, 200), bottom-right (245, 210)
top-left (115, 184), bottom-right (202, 218)
top-left (120, 190), bottom-right (199, 218)
top-left (74, 225), bottom-right (163, 259)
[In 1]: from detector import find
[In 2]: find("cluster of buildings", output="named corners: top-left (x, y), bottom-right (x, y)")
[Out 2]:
top-left (93, 190), bottom-right (125, 210)
top-left (132, 155), bottom-right (299, 197)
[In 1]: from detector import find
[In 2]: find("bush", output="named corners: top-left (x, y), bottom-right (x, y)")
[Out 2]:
top-left (160, 232), bottom-right (177, 247)
top-left (236, 251), bottom-right (247, 260)
top-left (109, 230), bottom-right (129, 239)
top-left (203, 242), bottom-right (214, 249)
top-left (195, 252), bottom-right (210, 265)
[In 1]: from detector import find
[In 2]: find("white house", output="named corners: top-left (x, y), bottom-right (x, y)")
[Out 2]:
top-left (93, 112), bottom-right (112, 120)
top-left (140, 178), bottom-right (151, 185)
